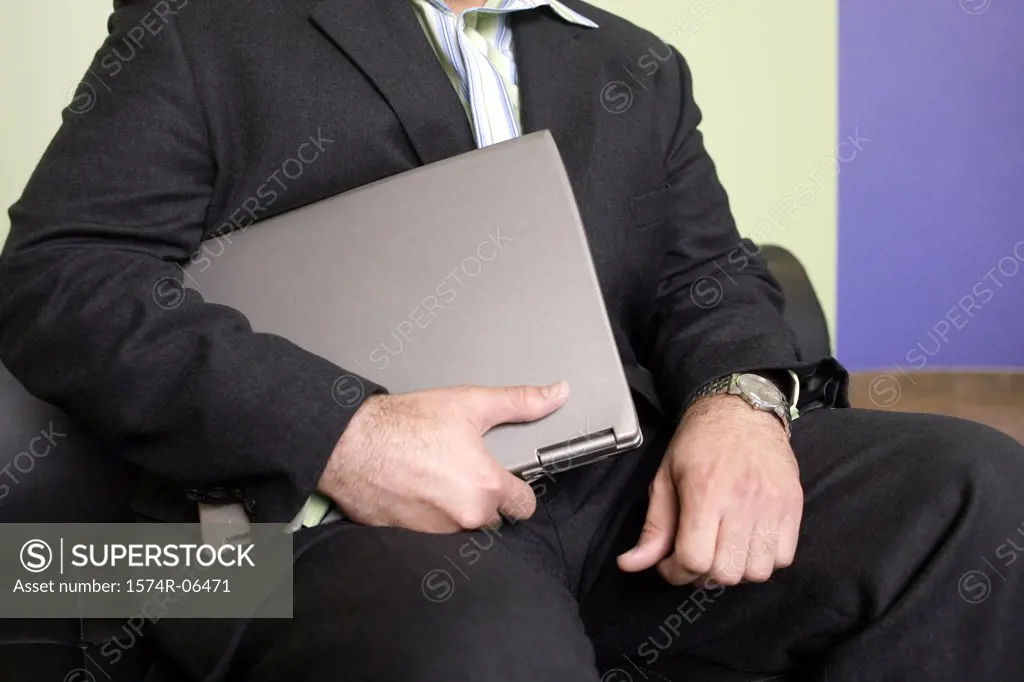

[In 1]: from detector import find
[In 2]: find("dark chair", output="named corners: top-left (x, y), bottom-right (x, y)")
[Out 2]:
top-left (0, 360), bottom-right (153, 679)
top-left (0, 244), bottom-right (830, 681)
top-left (760, 244), bottom-right (831, 362)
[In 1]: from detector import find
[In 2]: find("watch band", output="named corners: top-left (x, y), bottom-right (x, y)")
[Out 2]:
top-left (692, 374), bottom-right (733, 402)
top-left (688, 373), bottom-right (792, 437)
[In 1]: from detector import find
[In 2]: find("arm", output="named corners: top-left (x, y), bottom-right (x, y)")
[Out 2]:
top-left (0, 3), bottom-right (381, 522)
top-left (619, 47), bottom-right (849, 585)
top-left (643, 46), bottom-right (811, 421)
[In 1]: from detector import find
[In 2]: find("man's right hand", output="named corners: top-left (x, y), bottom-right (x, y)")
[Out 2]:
top-left (317, 381), bottom-right (570, 533)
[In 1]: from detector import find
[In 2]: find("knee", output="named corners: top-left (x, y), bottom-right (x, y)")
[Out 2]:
top-left (254, 526), bottom-right (597, 682)
top-left (914, 415), bottom-right (1024, 496)
top-left (366, 553), bottom-right (597, 682)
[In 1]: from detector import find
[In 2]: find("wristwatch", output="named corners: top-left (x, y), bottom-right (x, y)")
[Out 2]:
top-left (690, 373), bottom-right (792, 438)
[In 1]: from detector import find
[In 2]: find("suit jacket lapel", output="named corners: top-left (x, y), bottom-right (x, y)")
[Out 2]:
top-left (512, 9), bottom-right (602, 186)
top-left (309, 0), bottom-right (476, 165)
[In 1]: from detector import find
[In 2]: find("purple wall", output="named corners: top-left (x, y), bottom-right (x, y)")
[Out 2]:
top-left (838, 0), bottom-right (1024, 370)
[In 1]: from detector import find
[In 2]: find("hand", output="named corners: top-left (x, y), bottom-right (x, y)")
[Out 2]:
top-left (318, 382), bottom-right (570, 533)
top-left (617, 395), bottom-right (803, 586)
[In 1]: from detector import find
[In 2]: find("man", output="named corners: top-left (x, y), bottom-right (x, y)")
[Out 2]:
top-left (1, 0), bottom-right (1022, 680)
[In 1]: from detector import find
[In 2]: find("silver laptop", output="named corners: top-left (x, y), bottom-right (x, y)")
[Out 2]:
top-left (184, 131), bottom-right (642, 481)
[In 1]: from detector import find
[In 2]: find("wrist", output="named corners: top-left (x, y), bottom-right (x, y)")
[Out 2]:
top-left (322, 394), bottom-right (385, 486)
top-left (683, 394), bottom-right (790, 439)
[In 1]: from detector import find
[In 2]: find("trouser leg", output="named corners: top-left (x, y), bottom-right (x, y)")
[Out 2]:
top-left (582, 408), bottom-right (1024, 681)
top-left (230, 518), bottom-right (601, 682)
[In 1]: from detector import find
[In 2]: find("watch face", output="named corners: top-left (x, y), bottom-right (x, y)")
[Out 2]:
top-left (735, 374), bottom-right (785, 408)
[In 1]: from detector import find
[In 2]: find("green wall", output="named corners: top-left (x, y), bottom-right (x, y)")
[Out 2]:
top-left (1, 2), bottom-right (116, 248)
top-left (0, 0), bottom-right (838, 337)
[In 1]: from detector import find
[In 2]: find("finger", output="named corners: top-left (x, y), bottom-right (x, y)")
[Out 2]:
top-left (774, 509), bottom-right (802, 569)
top-left (402, 507), bottom-right (467, 534)
top-left (661, 477), bottom-right (720, 583)
top-left (465, 382), bottom-right (570, 432)
top-left (618, 467), bottom-right (678, 573)
top-left (709, 518), bottom-right (753, 586)
top-left (689, 573), bottom-right (726, 591)
top-left (656, 557), bottom-right (702, 586)
top-left (743, 518), bottom-right (779, 583)
top-left (496, 470), bottom-right (538, 521)
top-left (658, 513), bottom-right (719, 586)
top-left (448, 454), bottom-right (535, 529)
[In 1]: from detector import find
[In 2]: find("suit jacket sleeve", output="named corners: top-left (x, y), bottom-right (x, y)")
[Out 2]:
top-left (0, 3), bottom-right (383, 522)
top-left (645, 47), bottom-right (840, 420)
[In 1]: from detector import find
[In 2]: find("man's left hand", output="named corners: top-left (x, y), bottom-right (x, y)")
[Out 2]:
top-left (618, 395), bottom-right (804, 586)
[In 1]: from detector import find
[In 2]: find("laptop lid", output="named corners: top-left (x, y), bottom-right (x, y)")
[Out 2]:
top-left (184, 131), bottom-right (641, 479)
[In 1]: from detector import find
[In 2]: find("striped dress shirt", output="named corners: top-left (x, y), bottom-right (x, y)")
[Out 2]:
top-left (410, 0), bottom-right (598, 148)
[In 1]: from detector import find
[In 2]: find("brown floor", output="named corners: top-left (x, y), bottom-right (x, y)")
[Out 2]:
top-left (849, 371), bottom-right (1024, 444)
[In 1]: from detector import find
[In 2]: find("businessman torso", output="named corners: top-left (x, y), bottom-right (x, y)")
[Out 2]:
top-left (4, 0), bottom-right (806, 529)
top-left (141, 0), bottom-right (680, 408)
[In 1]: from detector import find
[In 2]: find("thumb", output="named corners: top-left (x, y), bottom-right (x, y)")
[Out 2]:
top-left (469, 381), bottom-right (570, 432)
top-left (618, 466), bottom-right (678, 573)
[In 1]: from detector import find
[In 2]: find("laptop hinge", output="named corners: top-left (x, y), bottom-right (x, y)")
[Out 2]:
top-left (536, 428), bottom-right (618, 473)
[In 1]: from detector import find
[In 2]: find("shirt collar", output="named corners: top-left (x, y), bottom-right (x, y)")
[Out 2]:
top-left (510, 0), bottom-right (599, 28)
top-left (419, 0), bottom-right (599, 29)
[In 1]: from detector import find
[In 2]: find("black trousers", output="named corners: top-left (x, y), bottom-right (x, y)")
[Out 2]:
top-left (222, 406), bottom-right (1024, 681)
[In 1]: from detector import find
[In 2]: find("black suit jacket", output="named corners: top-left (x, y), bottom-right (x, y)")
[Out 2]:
top-left (0, 0), bottom-right (844, 529)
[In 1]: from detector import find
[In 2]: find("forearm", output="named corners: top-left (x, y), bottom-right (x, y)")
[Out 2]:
top-left (643, 47), bottom-right (815, 419)
top-left (0, 244), bottom-right (384, 522)
top-left (647, 247), bottom-right (804, 418)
